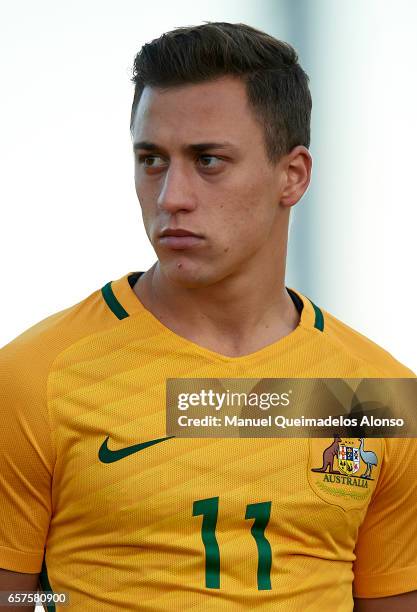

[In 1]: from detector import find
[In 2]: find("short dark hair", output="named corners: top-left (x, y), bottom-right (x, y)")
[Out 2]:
top-left (130, 22), bottom-right (312, 163)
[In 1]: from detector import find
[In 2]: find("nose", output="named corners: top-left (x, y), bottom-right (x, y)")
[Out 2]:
top-left (157, 163), bottom-right (197, 214)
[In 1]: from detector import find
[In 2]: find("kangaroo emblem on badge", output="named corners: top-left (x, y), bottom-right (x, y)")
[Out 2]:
top-left (310, 434), bottom-right (341, 474)
top-left (308, 436), bottom-right (382, 510)
top-left (311, 435), bottom-right (378, 480)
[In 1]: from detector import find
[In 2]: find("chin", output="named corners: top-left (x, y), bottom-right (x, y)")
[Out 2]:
top-left (158, 258), bottom-right (212, 288)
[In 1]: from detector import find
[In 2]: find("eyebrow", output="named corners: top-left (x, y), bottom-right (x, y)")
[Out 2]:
top-left (133, 140), bottom-right (236, 153)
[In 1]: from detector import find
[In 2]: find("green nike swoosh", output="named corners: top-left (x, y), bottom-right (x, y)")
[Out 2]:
top-left (98, 435), bottom-right (175, 463)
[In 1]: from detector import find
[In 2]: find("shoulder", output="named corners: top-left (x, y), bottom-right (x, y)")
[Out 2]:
top-left (319, 307), bottom-right (415, 378)
top-left (0, 278), bottom-right (121, 392)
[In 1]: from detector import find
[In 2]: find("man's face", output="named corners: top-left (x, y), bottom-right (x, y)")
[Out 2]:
top-left (132, 76), bottom-right (293, 287)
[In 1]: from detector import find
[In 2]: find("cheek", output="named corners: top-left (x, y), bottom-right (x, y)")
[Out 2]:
top-left (221, 187), bottom-right (273, 233)
top-left (134, 166), bottom-right (141, 193)
top-left (134, 167), bottom-right (154, 199)
top-left (231, 170), bottom-right (275, 217)
top-left (212, 197), bottom-right (270, 254)
top-left (134, 178), bottom-right (153, 217)
top-left (135, 193), bottom-right (155, 237)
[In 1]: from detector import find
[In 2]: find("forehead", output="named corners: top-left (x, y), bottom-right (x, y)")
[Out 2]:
top-left (131, 76), bottom-right (263, 145)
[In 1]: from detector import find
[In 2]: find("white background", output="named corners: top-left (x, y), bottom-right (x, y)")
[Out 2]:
top-left (1, 0), bottom-right (415, 371)
top-left (0, 1), bottom-right (415, 606)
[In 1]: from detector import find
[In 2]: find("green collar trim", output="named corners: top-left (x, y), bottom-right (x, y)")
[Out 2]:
top-left (101, 281), bottom-right (129, 320)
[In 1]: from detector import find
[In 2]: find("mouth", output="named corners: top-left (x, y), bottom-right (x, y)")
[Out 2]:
top-left (158, 228), bottom-right (204, 250)
top-left (158, 235), bottom-right (204, 250)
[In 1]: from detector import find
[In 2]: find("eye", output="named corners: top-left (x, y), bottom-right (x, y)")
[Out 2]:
top-left (136, 153), bottom-right (225, 173)
top-left (137, 155), bottom-right (166, 169)
top-left (198, 155), bottom-right (223, 170)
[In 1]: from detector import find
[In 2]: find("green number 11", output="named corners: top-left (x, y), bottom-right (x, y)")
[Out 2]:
top-left (192, 496), bottom-right (272, 590)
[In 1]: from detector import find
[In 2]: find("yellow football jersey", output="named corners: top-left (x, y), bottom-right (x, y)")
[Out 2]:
top-left (0, 270), bottom-right (416, 611)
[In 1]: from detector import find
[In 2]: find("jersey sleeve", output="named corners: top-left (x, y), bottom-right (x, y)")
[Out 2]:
top-left (353, 437), bottom-right (417, 598)
top-left (0, 337), bottom-right (56, 573)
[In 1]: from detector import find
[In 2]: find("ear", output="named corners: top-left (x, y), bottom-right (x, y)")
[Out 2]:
top-left (279, 145), bottom-right (312, 207)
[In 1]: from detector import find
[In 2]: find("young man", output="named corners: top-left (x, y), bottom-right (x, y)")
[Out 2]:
top-left (0, 22), bottom-right (416, 612)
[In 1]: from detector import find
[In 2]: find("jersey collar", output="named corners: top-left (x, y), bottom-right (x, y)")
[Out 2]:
top-left (102, 271), bottom-right (324, 332)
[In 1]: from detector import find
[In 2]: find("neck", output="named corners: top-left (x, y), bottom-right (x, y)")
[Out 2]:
top-left (132, 255), bottom-right (300, 358)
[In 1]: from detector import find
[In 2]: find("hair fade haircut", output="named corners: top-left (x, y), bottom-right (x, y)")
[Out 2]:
top-left (130, 21), bottom-right (312, 163)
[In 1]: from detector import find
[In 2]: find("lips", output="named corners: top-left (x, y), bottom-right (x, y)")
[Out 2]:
top-left (158, 228), bottom-right (204, 250)
top-left (159, 228), bottom-right (201, 238)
